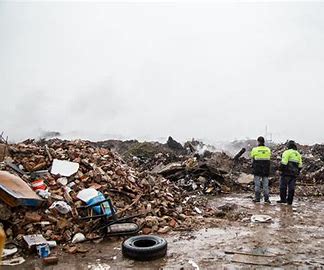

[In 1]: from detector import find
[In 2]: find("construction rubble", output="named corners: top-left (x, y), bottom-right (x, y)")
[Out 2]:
top-left (0, 136), bottom-right (323, 261)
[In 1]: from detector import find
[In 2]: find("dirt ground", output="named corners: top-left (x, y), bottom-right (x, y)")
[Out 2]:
top-left (6, 193), bottom-right (324, 270)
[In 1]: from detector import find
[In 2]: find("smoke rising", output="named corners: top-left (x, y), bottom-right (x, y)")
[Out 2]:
top-left (1, 2), bottom-right (324, 144)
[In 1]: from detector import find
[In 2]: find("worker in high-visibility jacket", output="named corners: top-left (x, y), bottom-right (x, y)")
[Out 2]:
top-left (250, 136), bottom-right (271, 203)
top-left (278, 140), bottom-right (302, 205)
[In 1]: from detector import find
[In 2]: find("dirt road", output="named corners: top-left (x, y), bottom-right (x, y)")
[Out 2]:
top-left (10, 194), bottom-right (324, 270)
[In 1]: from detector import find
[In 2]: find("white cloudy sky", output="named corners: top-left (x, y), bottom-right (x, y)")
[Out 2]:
top-left (1, 1), bottom-right (324, 144)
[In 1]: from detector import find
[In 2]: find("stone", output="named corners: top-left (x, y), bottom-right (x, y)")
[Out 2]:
top-left (145, 216), bottom-right (159, 227)
top-left (66, 246), bottom-right (77, 254)
top-left (169, 219), bottom-right (177, 228)
top-left (157, 226), bottom-right (171, 234)
top-left (42, 256), bottom-right (59, 265)
top-left (25, 212), bottom-right (42, 223)
top-left (0, 203), bottom-right (12, 220)
top-left (179, 214), bottom-right (187, 221)
top-left (142, 227), bottom-right (152, 234)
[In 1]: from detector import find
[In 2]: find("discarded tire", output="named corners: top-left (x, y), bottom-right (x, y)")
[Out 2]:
top-left (122, 235), bottom-right (167, 261)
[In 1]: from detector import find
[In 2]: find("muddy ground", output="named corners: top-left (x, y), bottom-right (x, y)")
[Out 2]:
top-left (6, 193), bottom-right (324, 270)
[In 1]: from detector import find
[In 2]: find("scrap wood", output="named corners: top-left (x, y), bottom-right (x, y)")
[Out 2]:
top-left (231, 259), bottom-right (290, 267)
top-left (225, 250), bottom-right (284, 257)
top-left (109, 189), bottom-right (137, 199)
top-left (44, 144), bottom-right (53, 161)
top-left (231, 255), bottom-right (290, 267)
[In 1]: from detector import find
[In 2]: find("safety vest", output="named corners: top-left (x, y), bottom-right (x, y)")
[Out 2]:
top-left (280, 149), bottom-right (302, 176)
top-left (251, 146), bottom-right (271, 161)
top-left (250, 146), bottom-right (271, 176)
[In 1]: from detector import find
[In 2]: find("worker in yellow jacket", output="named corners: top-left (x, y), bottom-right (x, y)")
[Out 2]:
top-left (278, 140), bottom-right (302, 205)
top-left (250, 136), bottom-right (271, 203)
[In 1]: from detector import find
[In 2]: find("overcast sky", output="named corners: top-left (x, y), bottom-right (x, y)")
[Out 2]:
top-left (1, 1), bottom-right (324, 144)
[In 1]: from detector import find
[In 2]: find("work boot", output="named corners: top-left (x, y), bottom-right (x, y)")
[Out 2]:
top-left (264, 199), bottom-right (271, 204)
top-left (276, 200), bottom-right (287, 204)
top-left (252, 199), bottom-right (260, 203)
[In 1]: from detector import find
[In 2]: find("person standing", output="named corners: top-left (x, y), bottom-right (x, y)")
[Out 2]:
top-left (250, 136), bottom-right (271, 203)
top-left (277, 140), bottom-right (302, 205)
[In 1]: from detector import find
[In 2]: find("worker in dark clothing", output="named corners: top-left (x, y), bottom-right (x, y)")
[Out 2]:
top-left (277, 140), bottom-right (302, 205)
top-left (250, 136), bottom-right (271, 203)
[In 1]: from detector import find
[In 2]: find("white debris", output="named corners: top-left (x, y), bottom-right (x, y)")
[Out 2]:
top-left (237, 173), bottom-right (254, 184)
top-left (188, 259), bottom-right (200, 270)
top-left (251, 215), bottom-right (272, 223)
top-left (49, 201), bottom-right (72, 214)
top-left (51, 159), bottom-right (79, 177)
top-left (72, 233), bottom-right (86, 244)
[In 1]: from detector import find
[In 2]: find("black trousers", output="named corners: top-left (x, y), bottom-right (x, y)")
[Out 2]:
top-left (280, 175), bottom-right (297, 204)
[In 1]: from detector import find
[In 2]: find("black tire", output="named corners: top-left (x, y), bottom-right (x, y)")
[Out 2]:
top-left (122, 235), bottom-right (167, 261)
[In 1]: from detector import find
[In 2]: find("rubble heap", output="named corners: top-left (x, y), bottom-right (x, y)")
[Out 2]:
top-left (0, 136), bottom-right (323, 255)
top-left (0, 139), bottom-right (233, 252)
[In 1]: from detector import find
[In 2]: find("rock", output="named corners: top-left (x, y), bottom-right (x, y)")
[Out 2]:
top-left (151, 225), bottom-right (159, 232)
top-left (66, 246), bottom-right (77, 254)
top-left (237, 173), bottom-right (254, 184)
top-left (45, 230), bottom-right (53, 238)
top-left (218, 203), bottom-right (237, 212)
top-left (145, 216), bottom-right (159, 227)
top-left (42, 256), bottom-right (59, 266)
top-left (142, 227), bottom-right (152, 234)
top-left (158, 226), bottom-right (171, 234)
top-left (57, 177), bottom-right (68, 186)
top-left (169, 219), bottom-right (177, 228)
top-left (25, 212), bottom-right (42, 223)
top-left (76, 245), bottom-right (89, 253)
top-left (57, 219), bottom-right (69, 230)
top-left (0, 203), bottom-right (12, 220)
top-left (46, 216), bottom-right (59, 224)
top-left (213, 210), bottom-right (226, 218)
top-left (6, 228), bottom-right (13, 237)
top-left (196, 176), bottom-right (207, 184)
top-left (179, 214), bottom-right (187, 221)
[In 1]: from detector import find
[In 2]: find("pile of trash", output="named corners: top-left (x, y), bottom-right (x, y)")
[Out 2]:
top-left (150, 152), bottom-right (245, 194)
top-left (106, 137), bottom-right (324, 196)
top-left (0, 138), bottom-right (229, 258)
top-left (0, 134), bottom-right (323, 262)
top-left (96, 137), bottom-right (247, 195)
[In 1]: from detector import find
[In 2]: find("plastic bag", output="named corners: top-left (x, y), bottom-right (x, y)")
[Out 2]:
top-left (49, 201), bottom-right (71, 214)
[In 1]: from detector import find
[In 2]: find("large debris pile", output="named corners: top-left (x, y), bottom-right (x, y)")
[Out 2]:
top-left (0, 138), bottom-right (235, 253)
top-left (150, 152), bottom-right (246, 194)
top-left (1, 136), bottom-right (323, 258)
